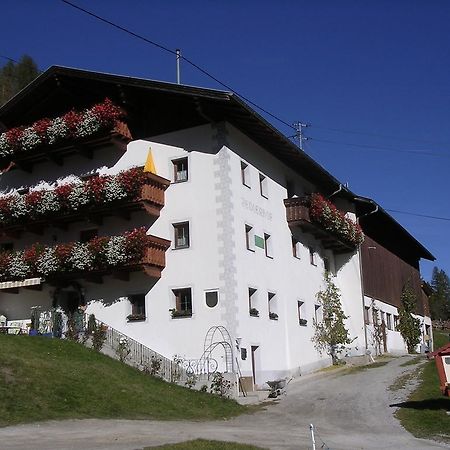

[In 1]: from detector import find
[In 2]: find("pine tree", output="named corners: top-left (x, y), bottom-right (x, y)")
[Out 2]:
top-left (0, 55), bottom-right (39, 105)
top-left (429, 267), bottom-right (450, 321)
top-left (397, 282), bottom-right (421, 353)
top-left (312, 272), bottom-right (352, 365)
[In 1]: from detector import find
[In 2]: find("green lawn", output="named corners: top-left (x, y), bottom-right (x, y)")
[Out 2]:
top-left (0, 335), bottom-right (246, 427)
top-left (394, 329), bottom-right (450, 443)
top-left (145, 439), bottom-right (264, 449)
top-left (433, 329), bottom-right (450, 350)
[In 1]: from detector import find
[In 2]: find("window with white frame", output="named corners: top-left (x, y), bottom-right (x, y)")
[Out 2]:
top-left (245, 224), bottom-right (255, 251)
top-left (393, 315), bottom-right (399, 331)
top-left (264, 233), bottom-right (273, 258)
top-left (292, 236), bottom-right (301, 259)
top-left (172, 157), bottom-right (188, 182)
top-left (241, 161), bottom-right (250, 187)
top-left (268, 292), bottom-right (278, 320)
top-left (309, 247), bottom-right (316, 266)
top-left (248, 288), bottom-right (258, 316)
top-left (314, 304), bottom-right (322, 323)
top-left (386, 313), bottom-right (392, 330)
top-left (128, 294), bottom-right (146, 321)
top-left (172, 287), bottom-right (192, 317)
top-left (173, 222), bottom-right (190, 249)
top-left (259, 173), bottom-right (268, 198)
top-left (298, 301), bottom-right (307, 325)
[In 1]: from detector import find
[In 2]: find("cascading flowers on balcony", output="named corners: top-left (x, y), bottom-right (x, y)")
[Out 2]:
top-left (0, 98), bottom-right (123, 159)
top-left (309, 193), bottom-right (364, 247)
top-left (0, 167), bottom-right (149, 226)
top-left (0, 227), bottom-right (149, 282)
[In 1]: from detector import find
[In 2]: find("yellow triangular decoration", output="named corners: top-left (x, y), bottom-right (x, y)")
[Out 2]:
top-left (144, 148), bottom-right (156, 174)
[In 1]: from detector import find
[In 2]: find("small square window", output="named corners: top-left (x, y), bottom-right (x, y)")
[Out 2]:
top-left (298, 301), bottom-right (307, 326)
top-left (249, 288), bottom-right (258, 317)
top-left (173, 222), bottom-right (190, 249)
top-left (173, 157), bottom-right (188, 183)
top-left (80, 229), bottom-right (98, 243)
top-left (259, 173), bottom-right (268, 198)
top-left (128, 294), bottom-right (146, 321)
top-left (245, 224), bottom-right (255, 251)
top-left (241, 161), bottom-right (250, 187)
top-left (309, 247), bottom-right (316, 266)
top-left (172, 288), bottom-right (192, 317)
top-left (264, 233), bottom-right (273, 258)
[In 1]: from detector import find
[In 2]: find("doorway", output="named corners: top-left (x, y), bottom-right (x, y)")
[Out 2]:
top-left (251, 345), bottom-right (259, 385)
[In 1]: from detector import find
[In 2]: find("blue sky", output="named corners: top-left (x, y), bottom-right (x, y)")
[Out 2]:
top-left (1, 0), bottom-right (449, 280)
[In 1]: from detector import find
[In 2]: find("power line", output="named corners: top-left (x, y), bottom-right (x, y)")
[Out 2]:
top-left (309, 137), bottom-right (450, 159)
top-left (59, 0), bottom-right (295, 131)
top-left (0, 55), bottom-right (19, 64)
top-left (386, 209), bottom-right (450, 222)
top-left (312, 124), bottom-right (450, 147)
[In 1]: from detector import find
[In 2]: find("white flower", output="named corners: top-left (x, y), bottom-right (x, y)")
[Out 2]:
top-left (35, 190), bottom-right (60, 215)
top-left (105, 236), bottom-right (127, 266)
top-left (36, 248), bottom-right (60, 276)
top-left (9, 193), bottom-right (28, 219)
top-left (8, 253), bottom-right (30, 279)
top-left (104, 177), bottom-right (127, 202)
top-left (20, 127), bottom-right (42, 152)
top-left (47, 117), bottom-right (68, 145)
top-left (76, 111), bottom-right (101, 137)
top-left (67, 243), bottom-right (93, 271)
top-left (57, 175), bottom-right (82, 186)
top-left (68, 184), bottom-right (90, 210)
top-left (0, 133), bottom-right (12, 157)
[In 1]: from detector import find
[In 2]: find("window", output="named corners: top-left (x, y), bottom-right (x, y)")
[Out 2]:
top-left (298, 301), bottom-right (307, 326)
top-left (128, 294), bottom-right (146, 321)
top-left (80, 228), bottom-right (98, 243)
top-left (386, 313), bottom-right (392, 330)
top-left (0, 242), bottom-right (13, 252)
top-left (314, 304), bottom-right (322, 323)
top-left (241, 161), bottom-right (250, 187)
top-left (309, 247), bottom-right (316, 266)
top-left (372, 308), bottom-right (379, 325)
top-left (259, 173), bottom-right (268, 198)
top-left (286, 179), bottom-right (295, 198)
top-left (323, 257), bottom-right (330, 273)
top-left (172, 288), bottom-right (192, 317)
top-left (173, 157), bottom-right (188, 182)
top-left (393, 315), bottom-right (399, 331)
top-left (173, 222), bottom-right (190, 249)
top-left (245, 224), bottom-right (255, 251)
top-left (264, 233), bottom-right (273, 258)
top-left (364, 306), bottom-right (371, 325)
top-left (268, 292), bottom-right (278, 320)
top-left (292, 237), bottom-right (301, 259)
top-left (205, 290), bottom-right (219, 308)
top-left (249, 288), bottom-right (258, 317)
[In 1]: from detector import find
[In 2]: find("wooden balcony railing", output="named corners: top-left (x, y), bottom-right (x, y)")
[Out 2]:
top-left (284, 197), bottom-right (358, 254)
top-left (1, 121), bottom-right (132, 173)
top-left (0, 171), bottom-right (170, 237)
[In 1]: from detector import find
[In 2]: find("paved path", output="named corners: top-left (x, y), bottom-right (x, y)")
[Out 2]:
top-left (1, 356), bottom-right (448, 449)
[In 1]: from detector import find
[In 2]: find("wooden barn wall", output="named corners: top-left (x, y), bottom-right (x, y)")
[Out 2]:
top-left (361, 236), bottom-right (428, 316)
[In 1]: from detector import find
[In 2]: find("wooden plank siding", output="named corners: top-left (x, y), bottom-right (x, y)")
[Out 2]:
top-left (361, 236), bottom-right (429, 316)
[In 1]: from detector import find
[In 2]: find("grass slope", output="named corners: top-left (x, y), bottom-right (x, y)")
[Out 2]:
top-left (0, 335), bottom-right (245, 427)
top-left (146, 439), bottom-right (264, 449)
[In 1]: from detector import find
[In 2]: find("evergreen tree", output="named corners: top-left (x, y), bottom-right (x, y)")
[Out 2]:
top-left (429, 267), bottom-right (450, 321)
top-left (397, 282), bottom-right (421, 353)
top-left (312, 272), bottom-right (352, 364)
top-left (0, 55), bottom-right (39, 105)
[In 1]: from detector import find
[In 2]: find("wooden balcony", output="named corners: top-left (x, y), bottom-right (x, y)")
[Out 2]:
top-left (0, 172), bottom-right (170, 237)
top-left (0, 234), bottom-right (171, 293)
top-left (1, 121), bottom-right (132, 173)
top-left (284, 197), bottom-right (356, 254)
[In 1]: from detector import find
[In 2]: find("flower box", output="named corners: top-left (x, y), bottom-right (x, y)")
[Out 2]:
top-left (127, 314), bottom-right (146, 322)
top-left (299, 318), bottom-right (308, 326)
top-left (249, 308), bottom-right (259, 317)
top-left (284, 194), bottom-right (364, 253)
top-left (0, 167), bottom-right (170, 233)
top-left (269, 312), bottom-right (279, 320)
top-left (0, 227), bottom-right (170, 284)
top-left (0, 99), bottom-right (131, 171)
top-left (170, 309), bottom-right (192, 319)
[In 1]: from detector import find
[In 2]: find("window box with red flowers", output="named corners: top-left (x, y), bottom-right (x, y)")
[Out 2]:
top-left (0, 167), bottom-right (170, 233)
top-left (0, 227), bottom-right (170, 283)
top-left (0, 99), bottom-right (132, 170)
top-left (284, 194), bottom-right (364, 253)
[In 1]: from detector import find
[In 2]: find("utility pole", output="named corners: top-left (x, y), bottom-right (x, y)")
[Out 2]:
top-left (292, 121), bottom-right (308, 150)
top-left (176, 49), bottom-right (181, 84)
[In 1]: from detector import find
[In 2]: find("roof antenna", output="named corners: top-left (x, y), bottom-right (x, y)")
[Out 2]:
top-left (176, 49), bottom-right (181, 84)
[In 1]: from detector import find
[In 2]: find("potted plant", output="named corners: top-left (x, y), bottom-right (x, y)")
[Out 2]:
top-left (269, 312), bottom-right (279, 320)
top-left (299, 318), bottom-right (308, 326)
top-left (127, 313), bottom-right (146, 322)
top-left (249, 308), bottom-right (259, 317)
top-left (170, 308), bottom-right (192, 318)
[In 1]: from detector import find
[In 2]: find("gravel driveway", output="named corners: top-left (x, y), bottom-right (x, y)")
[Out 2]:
top-left (1, 356), bottom-right (448, 450)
